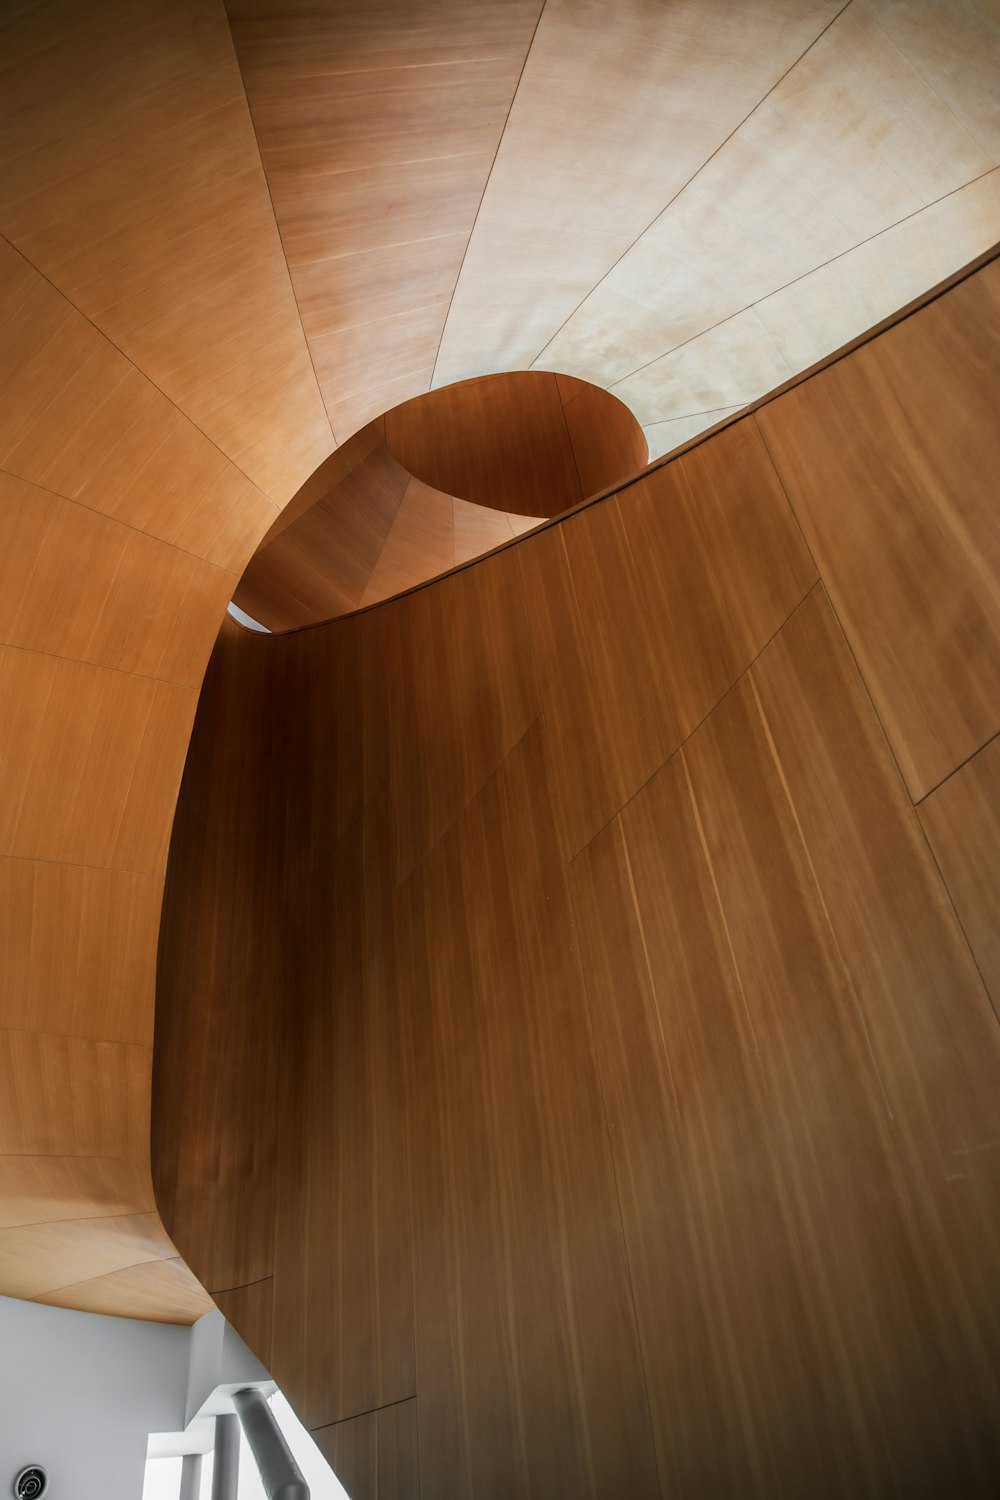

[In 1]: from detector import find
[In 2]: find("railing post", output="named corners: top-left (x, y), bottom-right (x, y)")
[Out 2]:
top-left (211, 1414), bottom-right (240, 1500)
top-left (179, 1452), bottom-right (203, 1500)
top-left (232, 1387), bottom-right (310, 1499)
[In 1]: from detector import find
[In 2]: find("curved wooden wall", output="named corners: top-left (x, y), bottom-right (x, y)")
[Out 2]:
top-left (157, 254), bottom-right (1000, 1493)
top-left (235, 371), bottom-right (646, 631)
top-left (0, 1), bottom-right (325, 1321)
top-left (382, 371), bottom-right (648, 517)
top-left (233, 418), bottom-right (540, 632)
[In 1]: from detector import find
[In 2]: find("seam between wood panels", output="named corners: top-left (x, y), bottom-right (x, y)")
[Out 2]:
top-left (0, 1207), bottom-right (158, 1230)
top-left (553, 372), bottom-right (586, 504)
top-left (913, 799), bottom-right (1000, 1031)
top-left (566, 583), bottom-right (822, 867)
top-left (211, 1272), bottom-right (272, 1297)
top-left (392, 711), bottom-right (545, 893)
top-left (529, 0), bottom-right (855, 370)
top-left (223, 10), bottom-right (337, 452)
top-left (914, 724), bottom-right (1000, 807)
top-left (256, 239), bottom-right (1000, 638)
top-left (0, 236), bottom-right (280, 511)
top-left (0, 633), bottom-right (208, 692)
top-left (310, 1391), bottom-right (417, 1434)
top-left (29, 1252), bottom-right (186, 1302)
top-left (428, 1), bottom-right (546, 389)
top-left (0, 465), bottom-right (246, 575)
top-left (751, 412), bottom-right (931, 806)
top-left (605, 164), bottom-right (998, 394)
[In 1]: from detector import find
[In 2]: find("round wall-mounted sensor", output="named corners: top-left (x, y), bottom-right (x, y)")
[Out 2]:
top-left (12, 1468), bottom-right (47, 1499)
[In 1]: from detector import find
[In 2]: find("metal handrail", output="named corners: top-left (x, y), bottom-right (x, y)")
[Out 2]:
top-left (232, 1387), bottom-right (310, 1500)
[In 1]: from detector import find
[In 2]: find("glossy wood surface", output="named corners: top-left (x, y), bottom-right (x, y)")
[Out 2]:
top-left (158, 258), bottom-right (1000, 1489)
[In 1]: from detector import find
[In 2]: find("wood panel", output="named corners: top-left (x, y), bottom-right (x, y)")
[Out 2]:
top-left (313, 1399), bottom-right (419, 1500)
top-left (159, 254), bottom-right (1000, 1485)
top-left (0, 0), bottom-right (332, 500)
top-left (214, 1280), bottom-right (275, 1372)
top-left (572, 587), bottom-right (1000, 1494)
top-left (400, 720), bottom-right (659, 1498)
top-left (268, 794), bottom-right (414, 1430)
top-left (235, 371), bottom-right (631, 630)
top-left (0, 94), bottom-right (274, 1318)
top-left (31, 1256), bottom-right (211, 1324)
top-left (384, 371), bottom-right (644, 516)
top-left (227, 0), bottom-right (544, 440)
top-left (756, 256), bottom-right (1000, 799)
top-left (0, 240), bottom-right (276, 570)
top-left (920, 733), bottom-right (1000, 1009)
top-left (434, 0), bottom-right (844, 384)
top-left (519, 416), bottom-right (816, 857)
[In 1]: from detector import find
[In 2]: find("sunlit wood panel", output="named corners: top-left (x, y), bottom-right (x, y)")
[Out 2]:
top-left (434, 0), bottom-right (843, 384)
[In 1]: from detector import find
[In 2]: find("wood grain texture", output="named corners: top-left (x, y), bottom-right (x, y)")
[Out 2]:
top-left (226, 0), bottom-right (544, 440)
top-left (756, 256), bottom-right (1000, 799)
top-left (0, 117), bottom-right (272, 1318)
top-left (572, 587), bottom-right (1000, 1494)
top-left (0, 0), bottom-right (332, 500)
top-left (159, 254), bottom-right (1000, 1487)
top-left (214, 1280), bottom-right (275, 1372)
top-left (384, 371), bottom-right (645, 516)
top-left (235, 370), bottom-right (642, 630)
top-left (919, 733), bottom-right (1000, 1010)
top-left (313, 1399), bottom-right (419, 1500)
top-left (519, 416), bottom-right (816, 858)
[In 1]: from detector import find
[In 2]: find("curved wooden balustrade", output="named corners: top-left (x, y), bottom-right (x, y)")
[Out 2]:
top-left (156, 254), bottom-right (1000, 1493)
top-left (233, 371), bottom-right (647, 632)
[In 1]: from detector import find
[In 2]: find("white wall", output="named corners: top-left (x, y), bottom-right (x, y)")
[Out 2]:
top-left (0, 1298), bottom-right (267, 1500)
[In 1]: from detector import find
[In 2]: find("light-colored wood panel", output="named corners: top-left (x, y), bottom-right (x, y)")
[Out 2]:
top-left (519, 417), bottom-right (816, 857)
top-left (0, 242), bottom-right (276, 571)
top-left (214, 1279), bottom-right (274, 1372)
top-left (0, 1155), bottom-right (155, 1230)
top-left (0, 1028), bottom-right (150, 1158)
top-left (0, 859), bottom-right (161, 1045)
top-left (361, 477), bottom-right (454, 606)
top-left (0, 1210), bottom-right (177, 1300)
top-left (545, 0), bottom-right (994, 396)
top-left (451, 495), bottom-right (518, 565)
top-left (33, 1254), bottom-right (213, 1324)
top-left (0, 0), bottom-right (332, 500)
top-left (756, 256), bottom-right (1000, 798)
top-left (313, 1399), bottom-right (419, 1500)
top-left (0, 470), bottom-right (234, 685)
top-left (865, 0), bottom-right (1000, 163)
top-left (611, 167), bottom-right (1000, 427)
top-left (228, 0), bottom-right (543, 439)
top-left (919, 734), bottom-right (1000, 1009)
top-left (0, 646), bottom-right (196, 873)
top-left (434, 0), bottom-right (843, 384)
top-left (235, 440), bottom-right (411, 628)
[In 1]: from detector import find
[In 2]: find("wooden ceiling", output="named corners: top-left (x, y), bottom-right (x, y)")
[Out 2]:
top-left (224, 0), bottom-right (1000, 456)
